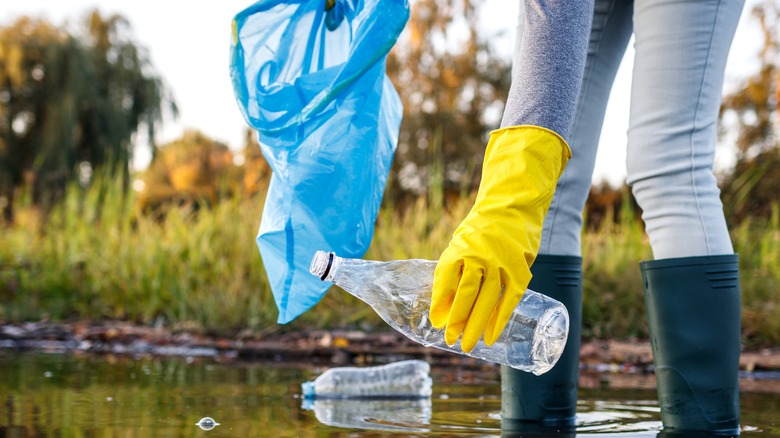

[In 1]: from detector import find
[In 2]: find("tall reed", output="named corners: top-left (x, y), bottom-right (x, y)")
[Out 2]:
top-left (1, 176), bottom-right (778, 346)
top-left (0, 173), bottom-right (275, 334)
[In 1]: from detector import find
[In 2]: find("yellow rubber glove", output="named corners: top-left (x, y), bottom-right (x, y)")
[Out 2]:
top-left (430, 125), bottom-right (571, 353)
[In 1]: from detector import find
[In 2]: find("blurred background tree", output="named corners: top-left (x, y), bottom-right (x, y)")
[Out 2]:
top-left (386, 0), bottom-right (511, 206)
top-left (0, 1), bottom-right (775, 228)
top-left (138, 130), bottom-right (233, 213)
top-left (238, 127), bottom-right (272, 197)
top-left (138, 128), bottom-right (271, 214)
top-left (0, 10), bottom-right (175, 222)
top-left (719, 0), bottom-right (780, 222)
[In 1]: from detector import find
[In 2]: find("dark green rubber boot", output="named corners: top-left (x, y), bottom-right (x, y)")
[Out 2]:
top-left (501, 254), bottom-right (583, 428)
top-left (641, 254), bottom-right (741, 436)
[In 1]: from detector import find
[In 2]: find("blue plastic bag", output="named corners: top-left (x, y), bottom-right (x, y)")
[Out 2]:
top-left (230, 0), bottom-right (409, 324)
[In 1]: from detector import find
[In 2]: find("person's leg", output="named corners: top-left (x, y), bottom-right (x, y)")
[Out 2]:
top-left (539, 0), bottom-right (635, 256)
top-left (627, 0), bottom-right (744, 433)
top-left (501, 0), bottom-right (634, 428)
top-left (626, 0), bottom-right (743, 259)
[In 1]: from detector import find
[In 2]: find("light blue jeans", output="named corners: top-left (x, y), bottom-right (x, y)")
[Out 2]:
top-left (518, 0), bottom-right (744, 259)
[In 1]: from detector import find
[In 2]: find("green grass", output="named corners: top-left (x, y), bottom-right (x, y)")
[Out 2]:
top-left (0, 175), bottom-right (274, 334)
top-left (581, 198), bottom-right (653, 340)
top-left (1, 177), bottom-right (778, 347)
top-left (732, 204), bottom-right (780, 344)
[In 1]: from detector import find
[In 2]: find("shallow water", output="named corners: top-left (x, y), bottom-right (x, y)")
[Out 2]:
top-left (0, 352), bottom-right (778, 437)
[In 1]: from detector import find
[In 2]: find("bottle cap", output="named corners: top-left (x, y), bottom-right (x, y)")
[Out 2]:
top-left (301, 380), bottom-right (315, 398)
top-left (309, 251), bottom-right (334, 281)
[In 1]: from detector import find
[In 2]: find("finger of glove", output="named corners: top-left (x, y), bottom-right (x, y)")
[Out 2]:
top-left (460, 268), bottom-right (502, 353)
top-left (430, 258), bottom-right (462, 329)
top-left (444, 264), bottom-right (484, 347)
top-left (483, 278), bottom-right (525, 346)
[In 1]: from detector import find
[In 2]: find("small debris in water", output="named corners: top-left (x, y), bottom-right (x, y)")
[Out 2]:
top-left (196, 417), bottom-right (220, 431)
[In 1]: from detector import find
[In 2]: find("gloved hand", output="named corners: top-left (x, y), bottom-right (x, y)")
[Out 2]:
top-left (430, 126), bottom-right (571, 353)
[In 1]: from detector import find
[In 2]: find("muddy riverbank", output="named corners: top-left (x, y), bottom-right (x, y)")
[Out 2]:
top-left (2, 320), bottom-right (778, 373)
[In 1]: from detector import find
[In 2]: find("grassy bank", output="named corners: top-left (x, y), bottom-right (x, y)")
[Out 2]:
top-left (1, 178), bottom-right (778, 347)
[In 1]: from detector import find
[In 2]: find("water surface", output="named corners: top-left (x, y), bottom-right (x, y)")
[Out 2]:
top-left (1, 352), bottom-right (778, 437)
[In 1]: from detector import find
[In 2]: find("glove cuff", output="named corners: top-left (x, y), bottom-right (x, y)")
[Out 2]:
top-left (488, 125), bottom-right (572, 177)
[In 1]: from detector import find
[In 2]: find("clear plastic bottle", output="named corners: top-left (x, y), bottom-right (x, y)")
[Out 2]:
top-left (309, 251), bottom-right (569, 375)
top-left (302, 360), bottom-right (432, 399)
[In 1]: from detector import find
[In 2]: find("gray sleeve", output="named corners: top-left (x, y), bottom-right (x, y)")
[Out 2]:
top-left (500, 0), bottom-right (594, 142)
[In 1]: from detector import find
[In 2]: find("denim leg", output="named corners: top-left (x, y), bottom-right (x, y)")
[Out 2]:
top-left (537, 0), bottom-right (634, 256)
top-left (501, 0), bottom-right (594, 141)
top-left (626, 0), bottom-right (744, 259)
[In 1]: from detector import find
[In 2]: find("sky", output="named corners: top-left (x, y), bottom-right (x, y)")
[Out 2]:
top-left (0, 0), bottom-right (763, 185)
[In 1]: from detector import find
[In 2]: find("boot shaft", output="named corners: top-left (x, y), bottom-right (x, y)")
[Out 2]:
top-left (501, 254), bottom-right (583, 426)
top-left (641, 254), bottom-right (741, 435)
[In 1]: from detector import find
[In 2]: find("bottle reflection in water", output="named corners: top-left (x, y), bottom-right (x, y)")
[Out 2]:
top-left (303, 398), bottom-right (432, 433)
top-left (310, 251), bottom-right (569, 375)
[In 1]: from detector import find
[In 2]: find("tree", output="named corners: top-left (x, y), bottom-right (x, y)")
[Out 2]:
top-left (719, 0), bottom-right (780, 221)
top-left (0, 11), bottom-right (174, 222)
top-left (139, 130), bottom-right (234, 213)
top-left (238, 128), bottom-right (271, 197)
top-left (385, 0), bottom-right (511, 202)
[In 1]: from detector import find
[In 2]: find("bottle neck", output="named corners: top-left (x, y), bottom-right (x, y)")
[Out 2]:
top-left (321, 254), bottom-right (342, 283)
top-left (310, 251), bottom-right (369, 300)
top-left (327, 255), bottom-right (375, 298)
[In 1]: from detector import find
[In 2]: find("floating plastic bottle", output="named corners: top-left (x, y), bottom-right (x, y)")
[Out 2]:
top-left (309, 251), bottom-right (569, 375)
top-left (302, 360), bottom-right (432, 399)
